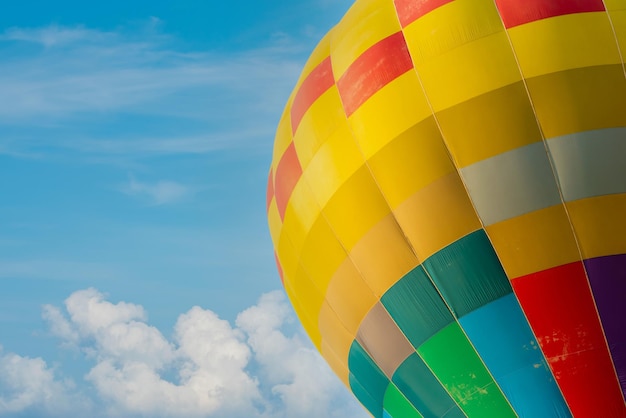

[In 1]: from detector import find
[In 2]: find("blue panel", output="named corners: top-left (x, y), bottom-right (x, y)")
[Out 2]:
top-left (459, 293), bottom-right (572, 418)
top-left (383, 410), bottom-right (393, 418)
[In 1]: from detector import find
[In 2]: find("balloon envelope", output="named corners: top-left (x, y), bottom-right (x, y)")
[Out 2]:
top-left (267, 1), bottom-right (626, 416)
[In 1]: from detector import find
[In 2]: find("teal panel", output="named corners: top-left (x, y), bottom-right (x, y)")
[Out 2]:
top-left (349, 340), bottom-right (389, 417)
top-left (392, 352), bottom-right (465, 418)
top-left (423, 229), bottom-right (512, 317)
top-left (381, 267), bottom-right (454, 347)
top-left (350, 373), bottom-right (384, 418)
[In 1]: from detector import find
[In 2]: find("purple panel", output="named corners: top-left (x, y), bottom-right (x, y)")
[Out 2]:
top-left (585, 254), bottom-right (626, 396)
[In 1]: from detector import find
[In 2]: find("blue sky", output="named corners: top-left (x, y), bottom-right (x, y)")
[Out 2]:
top-left (0, 1), bottom-right (368, 417)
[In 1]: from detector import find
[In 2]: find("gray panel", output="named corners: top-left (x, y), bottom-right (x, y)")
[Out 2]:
top-left (547, 127), bottom-right (626, 202)
top-left (460, 141), bottom-right (562, 226)
top-left (356, 302), bottom-right (415, 379)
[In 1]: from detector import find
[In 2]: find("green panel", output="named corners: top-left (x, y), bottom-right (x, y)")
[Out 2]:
top-left (392, 352), bottom-right (465, 418)
top-left (383, 382), bottom-right (424, 418)
top-left (381, 267), bottom-right (454, 347)
top-left (418, 322), bottom-right (516, 417)
top-left (423, 229), bottom-right (512, 317)
top-left (349, 340), bottom-right (389, 417)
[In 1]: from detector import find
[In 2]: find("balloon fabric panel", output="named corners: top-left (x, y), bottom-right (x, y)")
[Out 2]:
top-left (267, 0), bottom-right (626, 416)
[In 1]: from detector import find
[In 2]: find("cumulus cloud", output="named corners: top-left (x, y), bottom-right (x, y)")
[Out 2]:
top-left (26, 288), bottom-right (368, 418)
top-left (0, 346), bottom-right (90, 416)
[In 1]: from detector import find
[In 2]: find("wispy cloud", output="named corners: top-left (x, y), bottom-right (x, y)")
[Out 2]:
top-left (2, 288), bottom-right (370, 418)
top-left (120, 176), bottom-right (192, 205)
top-left (0, 25), bottom-right (112, 47)
top-left (0, 24), bottom-right (305, 159)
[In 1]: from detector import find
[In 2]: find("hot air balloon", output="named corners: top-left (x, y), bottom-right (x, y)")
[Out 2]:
top-left (266, 0), bottom-right (626, 416)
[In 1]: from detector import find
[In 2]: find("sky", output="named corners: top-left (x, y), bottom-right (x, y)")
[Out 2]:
top-left (0, 1), bottom-right (369, 417)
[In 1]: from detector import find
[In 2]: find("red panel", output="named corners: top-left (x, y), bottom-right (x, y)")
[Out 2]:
top-left (274, 142), bottom-right (302, 220)
top-left (495, 0), bottom-right (605, 28)
top-left (337, 31), bottom-right (413, 117)
top-left (512, 262), bottom-right (626, 417)
top-left (290, 57), bottom-right (335, 135)
top-left (266, 169), bottom-right (274, 212)
top-left (393, 0), bottom-right (454, 27)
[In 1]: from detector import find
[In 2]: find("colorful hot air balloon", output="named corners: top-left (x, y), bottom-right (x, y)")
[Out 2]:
top-left (266, 0), bottom-right (626, 416)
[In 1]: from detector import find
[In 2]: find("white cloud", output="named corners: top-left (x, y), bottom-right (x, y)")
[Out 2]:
top-left (0, 346), bottom-right (91, 416)
top-left (236, 292), bottom-right (359, 418)
top-left (30, 288), bottom-right (368, 418)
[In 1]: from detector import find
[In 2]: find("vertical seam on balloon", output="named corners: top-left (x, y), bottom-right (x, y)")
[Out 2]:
top-left (280, 23), bottom-right (413, 416)
top-left (357, 298), bottom-right (460, 418)
top-left (324, 15), bottom-right (485, 416)
top-left (599, 2), bottom-right (626, 403)
top-left (596, 4), bottom-right (626, 403)
top-left (492, 1), bottom-right (626, 410)
top-left (388, 3), bottom-right (522, 417)
top-left (488, 2), bottom-right (575, 413)
top-left (320, 9), bottom-right (472, 416)
top-left (602, 1), bottom-right (626, 78)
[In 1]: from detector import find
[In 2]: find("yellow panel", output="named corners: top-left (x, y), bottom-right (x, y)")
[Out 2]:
top-left (567, 193), bottom-right (626, 259)
top-left (325, 257), bottom-right (378, 336)
top-left (267, 200), bottom-right (282, 247)
top-left (507, 12), bottom-right (622, 79)
top-left (526, 64), bottom-right (626, 139)
top-left (367, 117), bottom-right (455, 209)
top-left (435, 81), bottom-right (543, 168)
top-left (348, 71), bottom-right (433, 160)
top-left (321, 340), bottom-right (350, 387)
top-left (403, 0), bottom-right (521, 111)
top-left (298, 214), bottom-right (348, 294)
top-left (276, 232), bottom-right (300, 285)
top-left (293, 265), bottom-right (325, 329)
top-left (293, 87), bottom-right (346, 169)
top-left (319, 301), bottom-right (356, 371)
top-left (402, 0), bottom-right (504, 65)
top-left (329, 0), bottom-right (401, 77)
top-left (272, 103), bottom-right (294, 170)
top-left (413, 30), bottom-right (522, 112)
top-left (394, 172), bottom-right (481, 260)
top-left (486, 204), bottom-right (581, 279)
top-left (605, 0), bottom-right (626, 9)
top-left (284, 280), bottom-right (322, 348)
top-left (282, 179), bottom-right (321, 254)
top-left (323, 165), bottom-right (391, 251)
top-left (303, 122), bottom-right (364, 209)
top-left (607, 9), bottom-right (626, 63)
top-left (349, 213), bottom-right (419, 298)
